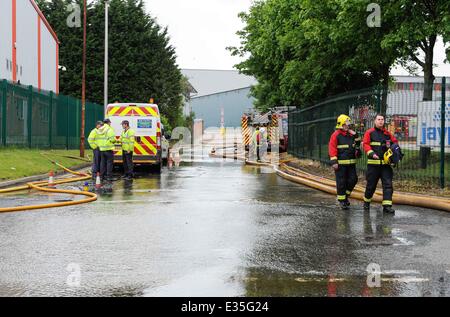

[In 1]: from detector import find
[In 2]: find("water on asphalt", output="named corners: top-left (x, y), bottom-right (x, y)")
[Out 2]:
top-left (0, 159), bottom-right (450, 297)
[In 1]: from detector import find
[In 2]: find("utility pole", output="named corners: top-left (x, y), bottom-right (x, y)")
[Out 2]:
top-left (80, 0), bottom-right (87, 158)
top-left (104, 0), bottom-right (109, 112)
top-left (441, 77), bottom-right (446, 189)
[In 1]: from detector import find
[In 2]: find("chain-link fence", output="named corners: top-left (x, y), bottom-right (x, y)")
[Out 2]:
top-left (288, 78), bottom-right (450, 189)
top-left (0, 80), bottom-right (104, 149)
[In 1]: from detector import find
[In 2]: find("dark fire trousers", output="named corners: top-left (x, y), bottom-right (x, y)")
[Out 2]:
top-left (256, 143), bottom-right (260, 161)
top-left (100, 150), bottom-right (114, 180)
top-left (122, 151), bottom-right (134, 177)
top-left (335, 164), bottom-right (358, 201)
top-left (92, 148), bottom-right (101, 178)
top-left (364, 165), bottom-right (393, 206)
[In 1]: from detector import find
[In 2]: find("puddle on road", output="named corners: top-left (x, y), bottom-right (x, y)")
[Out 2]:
top-left (238, 269), bottom-right (448, 297)
top-left (1, 160), bottom-right (449, 297)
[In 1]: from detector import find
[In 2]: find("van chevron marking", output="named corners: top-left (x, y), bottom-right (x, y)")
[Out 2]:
top-left (106, 103), bottom-right (167, 164)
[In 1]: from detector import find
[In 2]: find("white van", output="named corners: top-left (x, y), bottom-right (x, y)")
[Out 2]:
top-left (106, 103), bottom-right (169, 172)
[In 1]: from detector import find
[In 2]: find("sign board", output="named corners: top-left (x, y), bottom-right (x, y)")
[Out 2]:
top-left (417, 101), bottom-right (450, 147)
top-left (137, 119), bottom-right (152, 129)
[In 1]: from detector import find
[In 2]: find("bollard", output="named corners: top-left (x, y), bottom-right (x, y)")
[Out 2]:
top-left (48, 171), bottom-right (55, 188)
top-left (174, 152), bottom-right (181, 167)
top-left (168, 152), bottom-right (173, 168)
top-left (95, 172), bottom-right (102, 189)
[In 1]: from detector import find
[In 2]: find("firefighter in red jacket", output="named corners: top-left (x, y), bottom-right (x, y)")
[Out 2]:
top-left (328, 114), bottom-right (361, 210)
top-left (362, 113), bottom-right (398, 214)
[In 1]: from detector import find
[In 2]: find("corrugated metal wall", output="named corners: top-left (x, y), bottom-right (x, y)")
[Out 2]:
top-left (0, 0), bottom-right (58, 93)
top-left (40, 18), bottom-right (57, 92)
top-left (17, 0), bottom-right (39, 87)
top-left (0, 0), bottom-right (13, 82)
top-left (190, 88), bottom-right (255, 128)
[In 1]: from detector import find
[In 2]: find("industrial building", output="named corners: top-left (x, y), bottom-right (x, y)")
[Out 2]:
top-left (182, 69), bottom-right (257, 128)
top-left (0, 0), bottom-right (59, 93)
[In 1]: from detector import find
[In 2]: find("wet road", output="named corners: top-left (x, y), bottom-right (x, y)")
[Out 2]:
top-left (1, 159), bottom-right (450, 297)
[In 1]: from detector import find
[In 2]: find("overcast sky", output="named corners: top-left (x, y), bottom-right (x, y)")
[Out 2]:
top-left (143, 0), bottom-right (450, 76)
top-left (143, 0), bottom-right (253, 70)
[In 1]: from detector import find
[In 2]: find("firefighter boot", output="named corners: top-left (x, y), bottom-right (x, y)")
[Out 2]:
top-left (383, 205), bottom-right (395, 214)
top-left (339, 200), bottom-right (350, 210)
top-left (363, 202), bottom-right (370, 211)
top-left (344, 197), bottom-right (351, 207)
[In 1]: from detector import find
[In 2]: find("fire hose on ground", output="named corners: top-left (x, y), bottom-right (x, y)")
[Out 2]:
top-left (275, 163), bottom-right (450, 212)
top-left (237, 152), bottom-right (450, 212)
top-left (0, 155), bottom-right (97, 213)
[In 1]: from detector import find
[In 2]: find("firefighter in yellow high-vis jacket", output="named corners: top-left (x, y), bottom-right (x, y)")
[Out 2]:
top-left (87, 121), bottom-right (104, 180)
top-left (119, 120), bottom-right (136, 180)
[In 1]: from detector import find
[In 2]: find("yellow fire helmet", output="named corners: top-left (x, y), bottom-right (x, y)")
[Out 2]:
top-left (336, 114), bottom-right (351, 129)
top-left (383, 148), bottom-right (393, 165)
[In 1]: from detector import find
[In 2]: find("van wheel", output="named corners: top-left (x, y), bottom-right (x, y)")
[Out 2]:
top-left (152, 161), bottom-right (162, 174)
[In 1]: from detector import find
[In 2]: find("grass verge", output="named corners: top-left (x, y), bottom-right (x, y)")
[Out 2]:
top-left (0, 148), bottom-right (92, 181)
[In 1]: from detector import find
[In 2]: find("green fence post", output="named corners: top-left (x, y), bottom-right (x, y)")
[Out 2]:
top-left (66, 97), bottom-right (70, 150)
top-left (376, 84), bottom-right (382, 113)
top-left (441, 77), bottom-right (446, 189)
top-left (1, 80), bottom-right (7, 146)
top-left (27, 85), bottom-right (33, 148)
top-left (49, 91), bottom-right (53, 148)
top-left (318, 108), bottom-right (322, 162)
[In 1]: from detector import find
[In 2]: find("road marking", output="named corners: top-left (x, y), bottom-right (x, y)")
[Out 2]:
top-left (381, 277), bottom-right (429, 283)
top-left (243, 277), bottom-right (258, 282)
top-left (393, 236), bottom-right (415, 246)
top-left (294, 276), bottom-right (428, 284)
top-left (295, 277), bottom-right (346, 283)
top-left (299, 270), bottom-right (421, 276)
top-left (383, 270), bottom-right (420, 275)
top-left (304, 271), bottom-right (326, 275)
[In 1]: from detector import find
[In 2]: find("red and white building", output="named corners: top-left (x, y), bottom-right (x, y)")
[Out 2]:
top-left (0, 0), bottom-right (59, 93)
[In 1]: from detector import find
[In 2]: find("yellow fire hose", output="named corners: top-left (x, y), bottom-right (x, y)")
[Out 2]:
top-left (0, 158), bottom-right (97, 213)
top-left (41, 152), bottom-right (92, 163)
top-left (234, 152), bottom-right (450, 212)
top-left (209, 149), bottom-right (246, 161)
top-left (275, 164), bottom-right (450, 212)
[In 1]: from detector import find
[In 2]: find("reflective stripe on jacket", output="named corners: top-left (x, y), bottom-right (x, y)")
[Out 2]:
top-left (363, 127), bottom-right (398, 164)
top-left (98, 125), bottom-right (116, 151)
top-left (121, 129), bottom-right (136, 152)
top-left (88, 128), bottom-right (102, 150)
top-left (328, 129), bottom-right (360, 165)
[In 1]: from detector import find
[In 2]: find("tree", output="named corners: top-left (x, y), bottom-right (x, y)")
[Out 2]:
top-left (231, 0), bottom-right (449, 109)
top-left (382, 0), bottom-right (450, 100)
top-left (229, 0), bottom-right (402, 110)
top-left (37, 0), bottom-right (184, 130)
top-left (36, 0), bottom-right (85, 98)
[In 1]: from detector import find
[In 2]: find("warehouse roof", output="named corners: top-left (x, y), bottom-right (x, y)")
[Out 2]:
top-left (181, 69), bottom-right (257, 98)
top-left (392, 75), bottom-right (447, 83)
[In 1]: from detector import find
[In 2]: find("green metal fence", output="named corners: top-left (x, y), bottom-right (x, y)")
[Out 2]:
top-left (0, 80), bottom-right (104, 149)
top-left (288, 78), bottom-right (450, 189)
